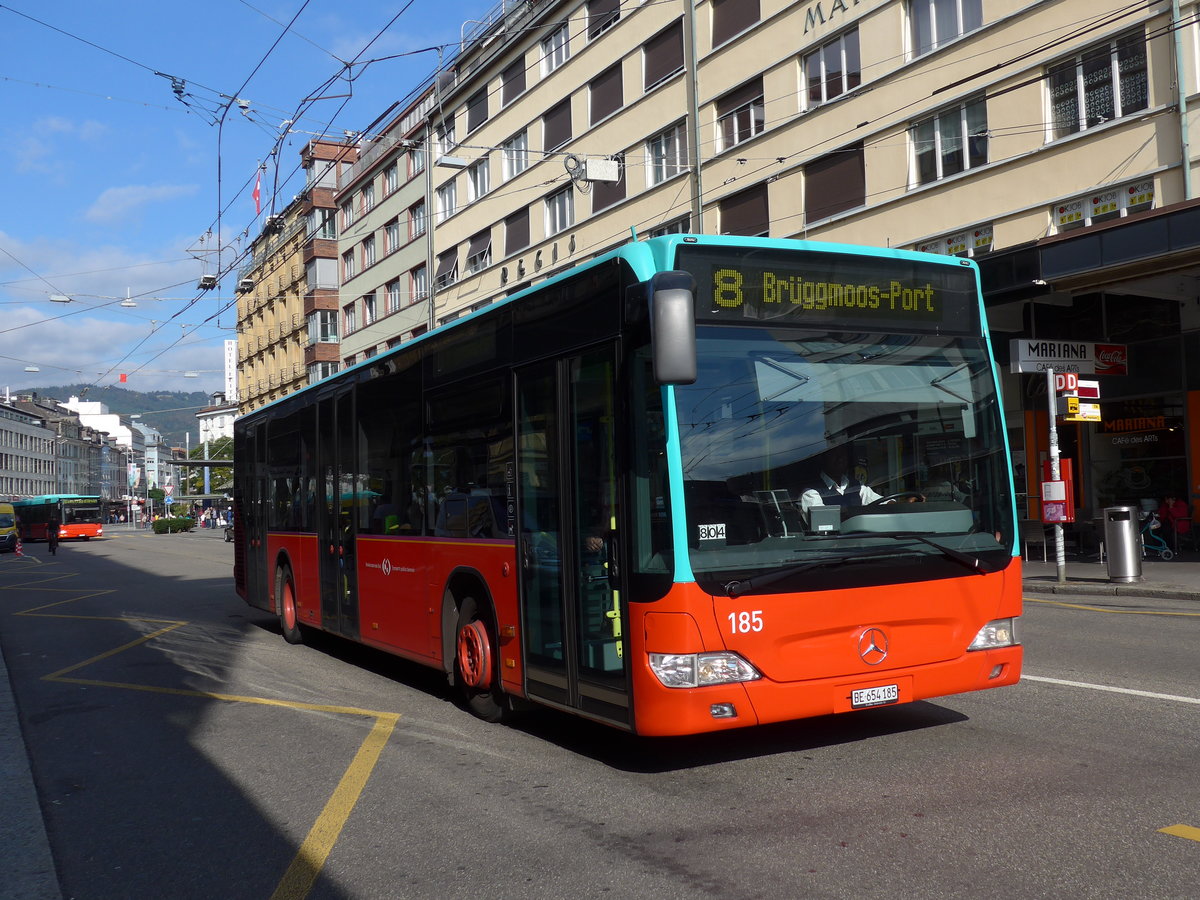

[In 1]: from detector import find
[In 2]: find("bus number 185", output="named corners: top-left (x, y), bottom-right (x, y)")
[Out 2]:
top-left (728, 611), bottom-right (764, 633)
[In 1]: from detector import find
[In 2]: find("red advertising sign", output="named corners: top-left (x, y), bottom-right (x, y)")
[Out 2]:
top-left (1094, 344), bottom-right (1128, 376)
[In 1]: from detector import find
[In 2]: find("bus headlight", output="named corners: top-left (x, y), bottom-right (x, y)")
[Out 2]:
top-left (648, 652), bottom-right (762, 688)
top-left (967, 618), bottom-right (1019, 651)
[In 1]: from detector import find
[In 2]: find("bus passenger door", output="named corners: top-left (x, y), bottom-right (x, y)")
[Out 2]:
top-left (316, 392), bottom-right (360, 638)
top-left (517, 346), bottom-right (629, 727)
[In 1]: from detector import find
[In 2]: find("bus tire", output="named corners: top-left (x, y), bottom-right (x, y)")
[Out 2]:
top-left (455, 595), bottom-right (506, 723)
top-left (277, 565), bottom-right (304, 645)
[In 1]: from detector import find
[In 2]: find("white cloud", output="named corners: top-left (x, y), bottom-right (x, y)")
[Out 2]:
top-left (0, 309), bottom-right (225, 395)
top-left (85, 184), bottom-right (199, 224)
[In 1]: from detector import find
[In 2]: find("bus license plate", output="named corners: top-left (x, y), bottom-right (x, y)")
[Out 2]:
top-left (851, 684), bottom-right (899, 708)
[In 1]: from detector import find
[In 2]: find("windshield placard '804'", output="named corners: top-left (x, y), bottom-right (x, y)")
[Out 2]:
top-left (678, 247), bottom-right (977, 335)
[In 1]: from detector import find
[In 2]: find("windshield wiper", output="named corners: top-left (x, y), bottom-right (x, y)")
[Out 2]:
top-left (875, 531), bottom-right (990, 575)
top-left (723, 546), bottom-right (922, 598)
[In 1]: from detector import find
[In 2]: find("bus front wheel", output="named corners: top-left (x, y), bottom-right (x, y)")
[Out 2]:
top-left (277, 566), bottom-right (304, 645)
top-left (455, 596), bottom-right (506, 722)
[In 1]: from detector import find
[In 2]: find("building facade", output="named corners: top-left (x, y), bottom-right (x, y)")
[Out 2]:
top-left (241, 0), bottom-right (1200, 520)
top-left (0, 402), bottom-right (55, 498)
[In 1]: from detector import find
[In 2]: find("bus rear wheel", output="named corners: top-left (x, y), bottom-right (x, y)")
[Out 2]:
top-left (455, 596), bottom-right (507, 722)
top-left (277, 565), bottom-right (304, 645)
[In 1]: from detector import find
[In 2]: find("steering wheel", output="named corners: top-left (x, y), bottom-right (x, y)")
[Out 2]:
top-left (868, 491), bottom-right (925, 505)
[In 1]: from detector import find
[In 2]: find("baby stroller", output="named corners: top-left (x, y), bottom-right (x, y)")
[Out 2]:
top-left (1141, 511), bottom-right (1174, 561)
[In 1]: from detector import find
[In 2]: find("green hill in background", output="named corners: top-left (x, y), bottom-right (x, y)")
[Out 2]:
top-left (15, 384), bottom-right (218, 447)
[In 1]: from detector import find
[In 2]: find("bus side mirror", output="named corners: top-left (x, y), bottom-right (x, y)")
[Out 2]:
top-left (649, 271), bottom-right (697, 385)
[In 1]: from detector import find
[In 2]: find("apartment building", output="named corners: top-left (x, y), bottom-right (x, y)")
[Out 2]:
top-left (246, 0), bottom-right (1200, 517)
top-left (0, 402), bottom-right (55, 498)
top-left (332, 92), bottom-right (437, 363)
top-left (237, 196), bottom-right (308, 412)
top-left (237, 140), bottom-right (358, 414)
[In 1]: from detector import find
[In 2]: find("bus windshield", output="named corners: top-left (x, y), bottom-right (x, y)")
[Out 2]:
top-left (675, 325), bottom-right (1012, 577)
top-left (63, 500), bottom-right (102, 525)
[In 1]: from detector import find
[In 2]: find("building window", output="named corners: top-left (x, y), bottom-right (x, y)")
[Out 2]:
top-left (465, 229), bottom-right (492, 274)
top-left (591, 154), bottom-right (625, 211)
top-left (342, 248), bottom-right (356, 282)
top-left (386, 279), bottom-right (402, 314)
top-left (437, 181), bottom-right (457, 223)
top-left (719, 183), bottom-right (769, 236)
top-left (716, 78), bottom-right (765, 152)
top-left (805, 142), bottom-right (865, 221)
top-left (916, 224), bottom-right (994, 257)
top-left (409, 200), bottom-right (426, 238)
top-left (385, 219), bottom-right (400, 254)
top-left (588, 0), bottom-right (620, 38)
top-left (409, 141), bottom-right (426, 177)
top-left (309, 208), bottom-right (336, 239)
top-left (1048, 32), bottom-right (1148, 140)
top-left (712, 0), bottom-right (760, 47)
top-left (644, 21), bottom-right (684, 91)
top-left (384, 164), bottom-right (398, 195)
top-left (502, 57), bottom-right (526, 106)
top-left (647, 122), bottom-right (687, 186)
top-left (590, 63), bottom-right (623, 125)
top-left (541, 22), bottom-right (570, 75)
top-left (647, 216), bottom-right (690, 237)
top-left (411, 264), bottom-right (428, 302)
top-left (308, 361), bottom-right (340, 382)
top-left (361, 183), bottom-right (375, 213)
top-left (545, 186), bottom-right (575, 236)
top-left (306, 310), bottom-right (338, 343)
top-left (1054, 180), bottom-right (1154, 232)
top-left (466, 87), bottom-right (489, 134)
top-left (435, 250), bottom-right (458, 290)
top-left (436, 119), bottom-right (457, 158)
top-left (910, 0), bottom-right (981, 57)
top-left (912, 97), bottom-right (987, 185)
top-left (343, 302), bottom-right (358, 335)
top-left (362, 234), bottom-right (376, 268)
top-left (804, 28), bottom-right (861, 107)
top-left (505, 207), bottom-right (530, 254)
top-left (363, 292), bottom-right (377, 325)
top-left (543, 100), bottom-right (572, 152)
top-left (467, 157), bottom-right (490, 202)
top-left (502, 131), bottom-right (529, 180)
top-left (340, 200), bottom-right (354, 230)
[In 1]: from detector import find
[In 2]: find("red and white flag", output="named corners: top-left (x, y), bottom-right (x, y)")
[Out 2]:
top-left (253, 169), bottom-right (262, 215)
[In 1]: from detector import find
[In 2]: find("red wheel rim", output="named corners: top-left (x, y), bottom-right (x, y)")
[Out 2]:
top-left (283, 582), bottom-right (297, 630)
top-left (457, 620), bottom-right (492, 690)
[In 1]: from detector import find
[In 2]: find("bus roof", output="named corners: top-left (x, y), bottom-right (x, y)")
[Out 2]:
top-left (13, 494), bottom-right (101, 505)
top-left (242, 234), bottom-right (979, 421)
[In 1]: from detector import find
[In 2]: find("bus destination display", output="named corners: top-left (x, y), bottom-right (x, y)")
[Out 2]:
top-left (677, 246), bottom-right (977, 334)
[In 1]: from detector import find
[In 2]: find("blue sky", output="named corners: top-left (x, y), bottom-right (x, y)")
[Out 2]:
top-left (0, 0), bottom-right (490, 396)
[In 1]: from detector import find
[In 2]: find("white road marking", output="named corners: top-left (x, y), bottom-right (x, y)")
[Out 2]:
top-left (1023, 674), bottom-right (1200, 705)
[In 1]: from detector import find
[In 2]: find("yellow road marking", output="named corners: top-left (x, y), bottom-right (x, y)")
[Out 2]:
top-left (271, 713), bottom-right (399, 900)
top-left (1159, 824), bottom-right (1200, 842)
top-left (8, 577), bottom-right (400, 900)
top-left (1025, 597), bottom-right (1200, 617)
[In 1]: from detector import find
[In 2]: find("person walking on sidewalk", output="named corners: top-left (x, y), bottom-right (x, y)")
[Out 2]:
top-left (46, 517), bottom-right (59, 555)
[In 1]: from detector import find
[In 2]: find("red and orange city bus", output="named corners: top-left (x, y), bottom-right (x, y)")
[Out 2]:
top-left (233, 234), bottom-right (1022, 736)
top-left (13, 494), bottom-right (105, 541)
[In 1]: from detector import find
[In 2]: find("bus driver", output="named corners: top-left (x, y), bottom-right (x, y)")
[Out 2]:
top-left (799, 445), bottom-right (883, 517)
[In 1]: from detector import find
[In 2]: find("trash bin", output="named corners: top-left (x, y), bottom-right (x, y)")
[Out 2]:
top-left (1103, 506), bottom-right (1142, 583)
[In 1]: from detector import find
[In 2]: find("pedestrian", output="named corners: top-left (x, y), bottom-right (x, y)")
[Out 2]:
top-left (46, 516), bottom-right (59, 555)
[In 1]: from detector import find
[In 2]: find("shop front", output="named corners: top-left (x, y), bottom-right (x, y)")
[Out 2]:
top-left (981, 199), bottom-right (1200, 539)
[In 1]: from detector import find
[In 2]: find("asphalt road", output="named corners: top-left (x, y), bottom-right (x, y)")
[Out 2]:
top-left (1, 531), bottom-right (1197, 900)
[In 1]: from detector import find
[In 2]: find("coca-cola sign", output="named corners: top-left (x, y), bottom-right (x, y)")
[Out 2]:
top-left (1093, 343), bottom-right (1128, 376)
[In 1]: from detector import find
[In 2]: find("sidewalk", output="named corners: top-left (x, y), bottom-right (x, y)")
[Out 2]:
top-left (1022, 553), bottom-right (1200, 600)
